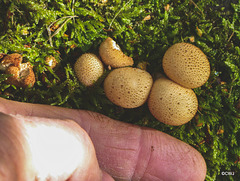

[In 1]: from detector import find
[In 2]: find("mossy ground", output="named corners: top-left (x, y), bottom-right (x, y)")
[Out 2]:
top-left (0, 0), bottom-right (239, 180)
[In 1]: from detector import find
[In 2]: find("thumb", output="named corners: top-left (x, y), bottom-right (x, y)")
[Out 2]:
top-left (0, 112), bottom-right (113, 181)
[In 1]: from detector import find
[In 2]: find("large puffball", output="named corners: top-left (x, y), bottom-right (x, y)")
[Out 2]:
top-left (148, 77), bottom-right (198, 126)
top-left (104, 67), bottom-right (153, 108)
top-left (162, 42), bottom-right (210, 89)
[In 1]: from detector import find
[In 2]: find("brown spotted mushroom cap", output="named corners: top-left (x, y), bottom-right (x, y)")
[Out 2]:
top-left (148, 77), bottom-right (198, 126)
top-left (99, 37), bottom-right (134, 68)
top-left (104, 67), bottom-right (153, 108)
top-left (162, 42), bottom-right (210, 89)
top-left (74, 53), bottom-right (104, 87)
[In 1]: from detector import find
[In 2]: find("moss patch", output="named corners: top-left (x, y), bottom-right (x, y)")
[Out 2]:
top-left (0, 0), bottom-right (239, 180)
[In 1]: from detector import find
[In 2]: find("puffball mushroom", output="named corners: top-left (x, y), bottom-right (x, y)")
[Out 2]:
top-left (74, 53), bottom-right (104, 87)
top-left (45, 55), bottom-right (57, 69)
top-left (104, 67), bottom-right (153, 108)
top-left (99, 37), bottom-right (134, 68)
top-left (5, 62), bottom-right (36, 88)
top-left (148, 77), bottom-right (198, 126)
top-left (0, 53), bottom-right (22, 71)
top-left (0, 53), bottom-right (7, 59)
top-left (162, 42), bottom-right (210, 89)
top-left (0, 53), bottom-right (35, 88)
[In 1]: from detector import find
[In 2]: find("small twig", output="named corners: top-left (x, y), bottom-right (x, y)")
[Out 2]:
top-left (228, 86), bottom-right (233, 99)
top-left (46, 25), bottom-right (53, 47)
top-left (47, 15), bottom-right (78, 47)
top-left (13, 5), bottom-right (24, 15)
top-left (72, 0), bottom-right (75, 13)
top-left (71, 0), bottom-right (76, 23)
top-left (11, 6), bottom-right (24, 26)
top-left (108, 0), bottom-right (133, 30)
top-left (197, 109), bottom-right (203, 115)
top-left (50, 17), bottom-right (75, 38)
top-left (48, 16), bottom-right (71, 29)
top-left (228, 78), bottom-right (236, 99)
top-left (227, 31), bottom-right (235, 42)
top-left (190, 0), bottom-right (204, 17)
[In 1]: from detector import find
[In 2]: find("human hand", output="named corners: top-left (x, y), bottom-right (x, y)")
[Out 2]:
top-left (0, 98), bottom-right (206, 181)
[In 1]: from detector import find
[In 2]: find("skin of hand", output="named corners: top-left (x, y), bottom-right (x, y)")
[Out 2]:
top-left (0, 112), bottom-right (113, 181)
top-left (0, 98), bottom-right (207, 181)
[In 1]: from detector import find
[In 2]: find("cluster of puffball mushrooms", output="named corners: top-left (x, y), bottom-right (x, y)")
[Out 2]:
top-left (0, 53), bottom-right (35, 88)
top-left (0, 53), bottom-right (57, 88)
top-left (74, 37), bottom-right (210, 126)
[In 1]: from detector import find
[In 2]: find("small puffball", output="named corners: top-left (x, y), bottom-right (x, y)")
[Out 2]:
top-left (0, 53), bottom-right (22, 71)
top-left (99, 37), bottom-right (134, 68)
top-left (74, 53), bottom-right (104, 87)
top-left (148, 77), bottom-right (198, 126)
top-left (104, 67), bottom-right (153, 108)
top-left (5, 62), bottom-right (35, 88)
top-left (45, 56), bottom-right (57, 69)
top-left (163, 42), bottom-right (210, 89)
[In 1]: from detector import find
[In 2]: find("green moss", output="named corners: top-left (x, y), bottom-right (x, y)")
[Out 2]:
top-left (0, 0), bottom-right (239, 180)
